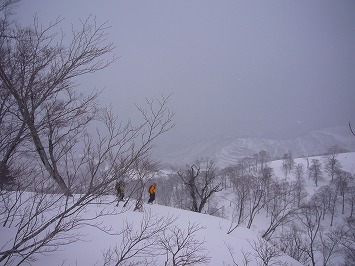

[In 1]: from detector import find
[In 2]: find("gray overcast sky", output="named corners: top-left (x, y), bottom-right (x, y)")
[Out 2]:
top-left (16, 0), bottom-right (355, 150)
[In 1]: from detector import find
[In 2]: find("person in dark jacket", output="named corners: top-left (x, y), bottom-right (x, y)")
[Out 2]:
top-left (115, 180), bottom-right (125, 206)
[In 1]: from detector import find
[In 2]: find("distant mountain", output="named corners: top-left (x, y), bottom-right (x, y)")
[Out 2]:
top-left (158, 126), bottom-right (355, 168)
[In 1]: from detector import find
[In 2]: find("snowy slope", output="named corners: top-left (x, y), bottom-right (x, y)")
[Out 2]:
top-left (269, 151), bottom-right (355, 197)
top-left (2, 153), bottom-right (355, 265)
top-left (15, 201), bottom-right (301, 266)
top-left (159, 126), bottom-right (355, 168)
top-left (57, 152), bottom-right (353, 265)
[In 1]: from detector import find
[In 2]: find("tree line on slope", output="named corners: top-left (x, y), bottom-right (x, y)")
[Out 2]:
top-left (149, 147), bottom-right (354, 265)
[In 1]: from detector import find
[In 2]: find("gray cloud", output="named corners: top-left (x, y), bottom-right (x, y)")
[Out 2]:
top-left (16, 0), bottom-right (355, 152)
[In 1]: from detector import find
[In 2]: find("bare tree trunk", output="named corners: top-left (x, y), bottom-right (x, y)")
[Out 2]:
top-left (0, 12), bottom-right (115, 195)
top-left (349, 122), bottom-right (355, 137)
top-left (297, 204), bottom-right (322, 266)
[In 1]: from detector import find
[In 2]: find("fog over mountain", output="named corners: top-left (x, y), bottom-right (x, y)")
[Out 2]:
top-left (157, 125), bottom-right (355, 168)
top-left (16, 1), bottom-right (355, 155)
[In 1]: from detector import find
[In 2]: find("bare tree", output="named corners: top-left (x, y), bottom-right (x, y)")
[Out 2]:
top-left (0, 5), bottom-right (115, 195)
top-left (312, 185), bottom-right (331, 220)
top-left (102, 212), bottom-right (210, 266)
top-left (157, 173), bottom-right (184, 207)
top-left (260, 166), bottom-right (273, 216)
top-left (342, 217), bottom-right (355, 265)
top-left (227, 163), bottom-right (273, 234)
top-left (241, 156), bottom-right (254, 173)
top-left (225, 243), bottom-right (251, 266)
top-left (296, 204), bottom-right (322, 266)
top-left (0, 163), bottom-right (15, 190)
top-left (318, 225), bottom-right (345, 266)
top-left (246, 174), bottom-right (267, 229)
top-left (225, 162), bottom-right (248, 191)
top-left (0, 14), bottom-right (173, 262)
top-left (158, 222), bottom-right (211, 265)
top-left (249, 151), bottom-right (271, 173)
top-left (160, 172), bottom-right (189, 210)
top-left (324, 146), bottom-right (343, 181)
top-left (0, 1), bottom-right (29, 188)
top-left (1, 188), bottom-right (88, 265)
top-left (252, 153), bottom-right (260, 172)
top-left (227, 174), bottom-right (250, 233)
top-left (0, 2), bottom-right (177, 264)
top-left (249, 237), bottom-right (285, 266)
top-left (292, 164), bottom-right (307, 207)
top-left (0, 95), bottom-right (174, 264)
top-left (347, 181), bottom-right (355, 219)
top-left (178, 158), bottom-right (222, 213)
top-left (281, 151), bottom-right (294, 179)
top-left (258, 150), bottom-right (271, 171)
top-left (308, 159), bottom-right (323, 187)
top-left (0, 90), bottom-right (29, 182)
top-left (102, 210), bottom-right (175, 266)
top-left (276, 225), bottom-right (307, 264)
top-left (326, 183), bottom-right (339, 227)
top-left (334, 170), bottom-right (351, 215)
top-left (261, 180), bottom-right (300, 240)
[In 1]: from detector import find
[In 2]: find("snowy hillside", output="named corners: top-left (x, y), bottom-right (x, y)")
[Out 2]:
top-left (20, 203), bottom-right (302, 266)
top-left (1, 152), bottom-right (354, 265)
top-left (159, 126), bottom-right (355, 168)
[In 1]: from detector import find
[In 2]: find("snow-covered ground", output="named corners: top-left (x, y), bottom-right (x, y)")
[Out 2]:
top-left (1, 196), bottom-right (303, 265)
top-left (18, 203), bottom-right (303, 265)
top-left (1, 152), bottom-right (354, 265)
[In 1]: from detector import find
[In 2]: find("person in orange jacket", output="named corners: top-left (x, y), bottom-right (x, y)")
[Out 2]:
top-left (147, 183), bottom-right (156, 204)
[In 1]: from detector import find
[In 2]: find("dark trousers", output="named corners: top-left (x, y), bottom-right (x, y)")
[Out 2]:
top-left (117, 191), bottom-right (124, 201)
top-left (148, 193), bottom-right (155, 203)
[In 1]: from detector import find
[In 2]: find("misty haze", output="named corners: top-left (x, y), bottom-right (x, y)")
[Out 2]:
top-left (15, 0), bottom-right (355, 151)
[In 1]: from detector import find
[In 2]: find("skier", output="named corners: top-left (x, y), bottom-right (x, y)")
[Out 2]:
top-left (147, 183), bottom-right (156, 204)
top-left (115, 180), bottom-right (125, 206)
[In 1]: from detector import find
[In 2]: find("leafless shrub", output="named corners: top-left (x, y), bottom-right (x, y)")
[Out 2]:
top-left (275, 225), bottom-right (307, 264)
top-left (102, 210), bottom-right (175, 265)
top-left (158, 222), bottom-right (210, 265)
top-left (102, 211), bottom-right (210, 266)
top-left (249, 237), bottom-right (287, 266)
top-left (225, 243), bottom-right (251, 266)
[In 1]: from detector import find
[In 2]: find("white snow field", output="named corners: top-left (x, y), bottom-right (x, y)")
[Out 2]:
top-left (1, 152), bottom-right (354, 265)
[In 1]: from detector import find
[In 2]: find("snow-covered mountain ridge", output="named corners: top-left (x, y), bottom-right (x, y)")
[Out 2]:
top-left (159, 126), bottom-right (355, 168)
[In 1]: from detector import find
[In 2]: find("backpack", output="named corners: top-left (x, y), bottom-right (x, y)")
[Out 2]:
top-left (148, 184), bottom-right (155, 194)
top-left (116, 181), bottom-right (124, 191)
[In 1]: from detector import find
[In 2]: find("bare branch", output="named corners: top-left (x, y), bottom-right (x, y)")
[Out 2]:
top-left (349, 122), bottom-right (355, 137)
